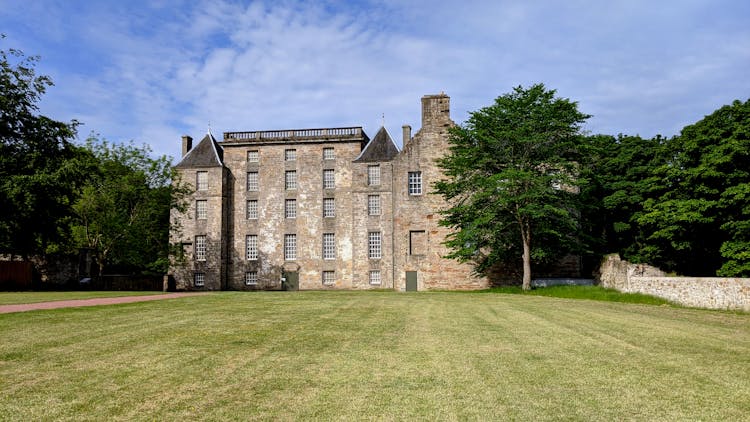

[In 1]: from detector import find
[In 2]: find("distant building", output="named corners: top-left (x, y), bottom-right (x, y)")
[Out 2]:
top-left (169, 94), bottom-right (485, 290)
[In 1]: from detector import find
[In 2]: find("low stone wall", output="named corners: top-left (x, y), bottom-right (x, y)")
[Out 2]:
top-left (599, 254), bottom-right (750, 311)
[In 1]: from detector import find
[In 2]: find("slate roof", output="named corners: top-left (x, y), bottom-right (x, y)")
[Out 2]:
top-left (175, 133), bottom-right (224, 168)
top-left (354, 126), bottom-right (399, 162)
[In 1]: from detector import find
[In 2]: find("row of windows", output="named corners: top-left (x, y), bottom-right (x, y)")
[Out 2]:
top-left (193, 269), bottom-right (382, 287)
top-left (246, 169), bottom-right (336, 191)
top-left (242, 196), bottom-right (376, 220)
top-left (247, 147), bottom-right (336, 163)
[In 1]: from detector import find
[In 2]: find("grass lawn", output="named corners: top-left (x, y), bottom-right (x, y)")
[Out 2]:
top-left (0, 291), bottom-right (165, 305)
top-left (1, 291), bottom-right (748, 421)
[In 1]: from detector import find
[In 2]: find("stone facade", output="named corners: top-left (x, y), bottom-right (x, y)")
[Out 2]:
top-left (169, 94), bottom-right (487, 291)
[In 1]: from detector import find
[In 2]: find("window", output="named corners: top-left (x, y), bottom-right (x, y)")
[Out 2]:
top-left (368, 195), bottom-right (380, 216)
top-left (246, 200), bottom-right (258, 219)
top-left (369, 270), bottom-right (381, 285)
top-left (285, 199), bottom-right (297, 219)
top-left (322, 271), bottom-right (335, 286)
top-left (284, 234), bottom-right (297, 261)
top-left (285, 149), bottom-right (296, 161)
top-left (285, 170), bottom-right (297, 190)
top-left (323, 169), bottom-right (335, 189)
top-left (323, 233), bottom-right (335, 260)
top-left (323, 198), bottom-right (335, 218)
top-left (246, 235), bottom-right (258, 260)
top-left (197, 171), bottom-right (208, 191)
top-left (367, 165), bottom-right (380, 186)
top-left (247, 172), bottom-right (259, 191)
top-left (195, 235), bottom-right (207, 261)
top-left (194, 272), bottom-right (205, 287)
top-left (408, 171), bottom-right (422, 195)
top-left (368, 232), bottom-right (381, 259)
top-left (409, 230), bottom-right (427, 255)
top-left (323, 147), bottom-right (335, 160)
top-left (247, 150), bottom-right (259, 162)
top-left (196, 200), bottom-right (207, 220)
top-left (245, 271), bottom-right (258, 286)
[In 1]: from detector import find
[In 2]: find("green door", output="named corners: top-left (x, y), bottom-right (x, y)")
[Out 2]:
top-left (406, 271), bottom-right (418, 291)
top-left (283, 271), bottom-right (299, 291)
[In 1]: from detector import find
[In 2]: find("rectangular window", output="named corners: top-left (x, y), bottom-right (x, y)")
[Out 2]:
top-left (323, 198), bottom-right (335, 218)
top-left (247, 150), bottom-right (259, 162)
top-left (246, 200), bottom-right (258, 219)
top-left (367, 165), bottom-right (380, 186)
top-left (284, 234), bottom-right (297, 261)
top-left (285, 149), bottom-right (296, 161)
top-left (368, 195), bottom-right (380, 216)
top-left (195, 235), bottom-right (207, 261)
top-left (197, 171), bottom-right (208, 191)
top-left (285, 199), bottom-right (297, 219)
top-left (246, 235), bottom-right (258, 260)
top-left (369, 270), bottom-right (381, 285)
top-left (247, 172), bottom-right (259, 191)
top-left (368, 232), bottom-right (381, 259)
top-left (285, 170), bottom-right (297, 190)
top-left (409, 230), bottom-right (427, 255)
top-left (323, 233), bottom-right (335, 260)
top-left (245, 271), bottom-right (258, 286)
top-left (323, 169), bottom-right (335, 189)
top-left (194, 272), bottom-right (205, 287)
top-left (323, 147), bottom-right (335, 160)
top-left (322, 271), bottom-right (335, 286)
top-left (408, 171), bottom-right (422, 195)
top-left (196, 200), bottom-right (207, 220)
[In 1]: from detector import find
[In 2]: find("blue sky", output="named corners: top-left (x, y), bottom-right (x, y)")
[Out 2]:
top-left (2, 0), bottom-right (749, 159)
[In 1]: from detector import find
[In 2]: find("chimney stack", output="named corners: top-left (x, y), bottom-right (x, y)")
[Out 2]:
top-left (421, 92), bottom-right (451, 131)
top-left (181, 135), bottom-right (193, 157)
top-left (402, 125), bottom-right (412, 146)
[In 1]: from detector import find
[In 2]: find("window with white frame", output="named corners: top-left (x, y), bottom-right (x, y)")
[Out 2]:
top-left (194, 272), bottom-right (205, 287)
top-left (285, 170), bottom-right (297, 190)
top-left (322, 271), bottom-right (335, 286)
top-left (369, 270), bottom-right (381, 285)
top-left (247, 150), bottom-right (259, 162)
top-left (408, 171), bottom-right (422, 195)
top-left (285, 149), bottom-right (297, 161)
top-left (323, 169), bottom-right (335, 189)
top-left (246, 200), bottom-right (258, 219)
top-left (245, 271), bottom-right (258, 285)
top-left (323, 147), bottom-right (335, 160)
top-left (368, 195), bottom-right (380, 216)
top-left (367, 165), bottom-right (380, 186)
top-left (323, 233), bottom-right (335, 260)
top-left (368, 232), bottom-right (381, 259)
top-left (285, 199), bottom-right (297, 219)
top-left (246, 235), bottom-right (258, 260)
top-left (196, 200), bottom-right (207, 220)
top-left (284, 234), bottom-right (297, 260)
top-left (247, 172), bottom-right (259, 191)
top-left (197, 171), bottom-right (208, 191)
top-left (195, 235), bottom-right (207, 261)
top-left (323, 198), bottom-right (335, 218)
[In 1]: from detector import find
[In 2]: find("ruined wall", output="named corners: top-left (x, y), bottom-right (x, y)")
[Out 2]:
top-left (599, 254), bottom-right (750, 311)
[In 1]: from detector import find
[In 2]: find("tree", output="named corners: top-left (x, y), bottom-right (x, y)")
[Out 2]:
top-left (0, 36), bottom-right (89, 257)
top-left (435, 84), bottom-right (590, 290)
top-left (71, 136), bottom-right (189, 275)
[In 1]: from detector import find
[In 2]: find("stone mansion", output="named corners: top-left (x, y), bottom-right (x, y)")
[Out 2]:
top-left (169, 93), bottom-right (488, 291)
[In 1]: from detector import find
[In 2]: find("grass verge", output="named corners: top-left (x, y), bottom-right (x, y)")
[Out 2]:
top-left (481, 285), bottom-right (675, 305)
top-left (0, 291), bottom-right (165, 305)
top-left (1, 291), bottom-right (748, 420)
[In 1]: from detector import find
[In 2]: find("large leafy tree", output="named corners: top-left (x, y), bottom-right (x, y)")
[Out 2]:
top-left (0, 37), bottom-right (90, 257)
top-left (436, 84), bottom-right (590, 290)
top-left (72, 137), bottom-right (189, 275)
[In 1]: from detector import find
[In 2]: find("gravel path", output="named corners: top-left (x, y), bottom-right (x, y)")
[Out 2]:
top-left (0, 292), bottom-right (208, 314)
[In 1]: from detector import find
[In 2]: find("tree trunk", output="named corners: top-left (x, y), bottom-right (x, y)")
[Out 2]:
top-left (522, 236), bottom-right (532, 290)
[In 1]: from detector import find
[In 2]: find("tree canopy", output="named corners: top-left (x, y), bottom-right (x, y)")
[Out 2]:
top-left (436, 84), bottom-right (590, 289)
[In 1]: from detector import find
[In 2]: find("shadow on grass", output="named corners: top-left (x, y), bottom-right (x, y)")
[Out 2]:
top-left (472, 285), bottom-right (675, 306)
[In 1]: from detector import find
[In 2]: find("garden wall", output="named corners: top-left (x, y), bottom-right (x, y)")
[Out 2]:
top-left (599, 254), bottom-right (750, 311)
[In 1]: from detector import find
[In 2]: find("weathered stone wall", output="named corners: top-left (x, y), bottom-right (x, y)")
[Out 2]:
top-left (599, 254), bottom-right (750, 311)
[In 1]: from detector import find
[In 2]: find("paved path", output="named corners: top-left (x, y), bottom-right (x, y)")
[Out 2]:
top-left (0, 292), bottom-right (208, 314)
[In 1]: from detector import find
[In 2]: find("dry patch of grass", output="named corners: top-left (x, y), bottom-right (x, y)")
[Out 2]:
top-left (1, 291), bottom-right (748, 420)
top-left (0, 291), bottom-right (165, 305)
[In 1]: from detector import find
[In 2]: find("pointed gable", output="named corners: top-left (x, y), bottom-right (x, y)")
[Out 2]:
top-left (175, 133), bottom-right (224, 168)
top-left (354, 126), bottom-right (399, 162)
